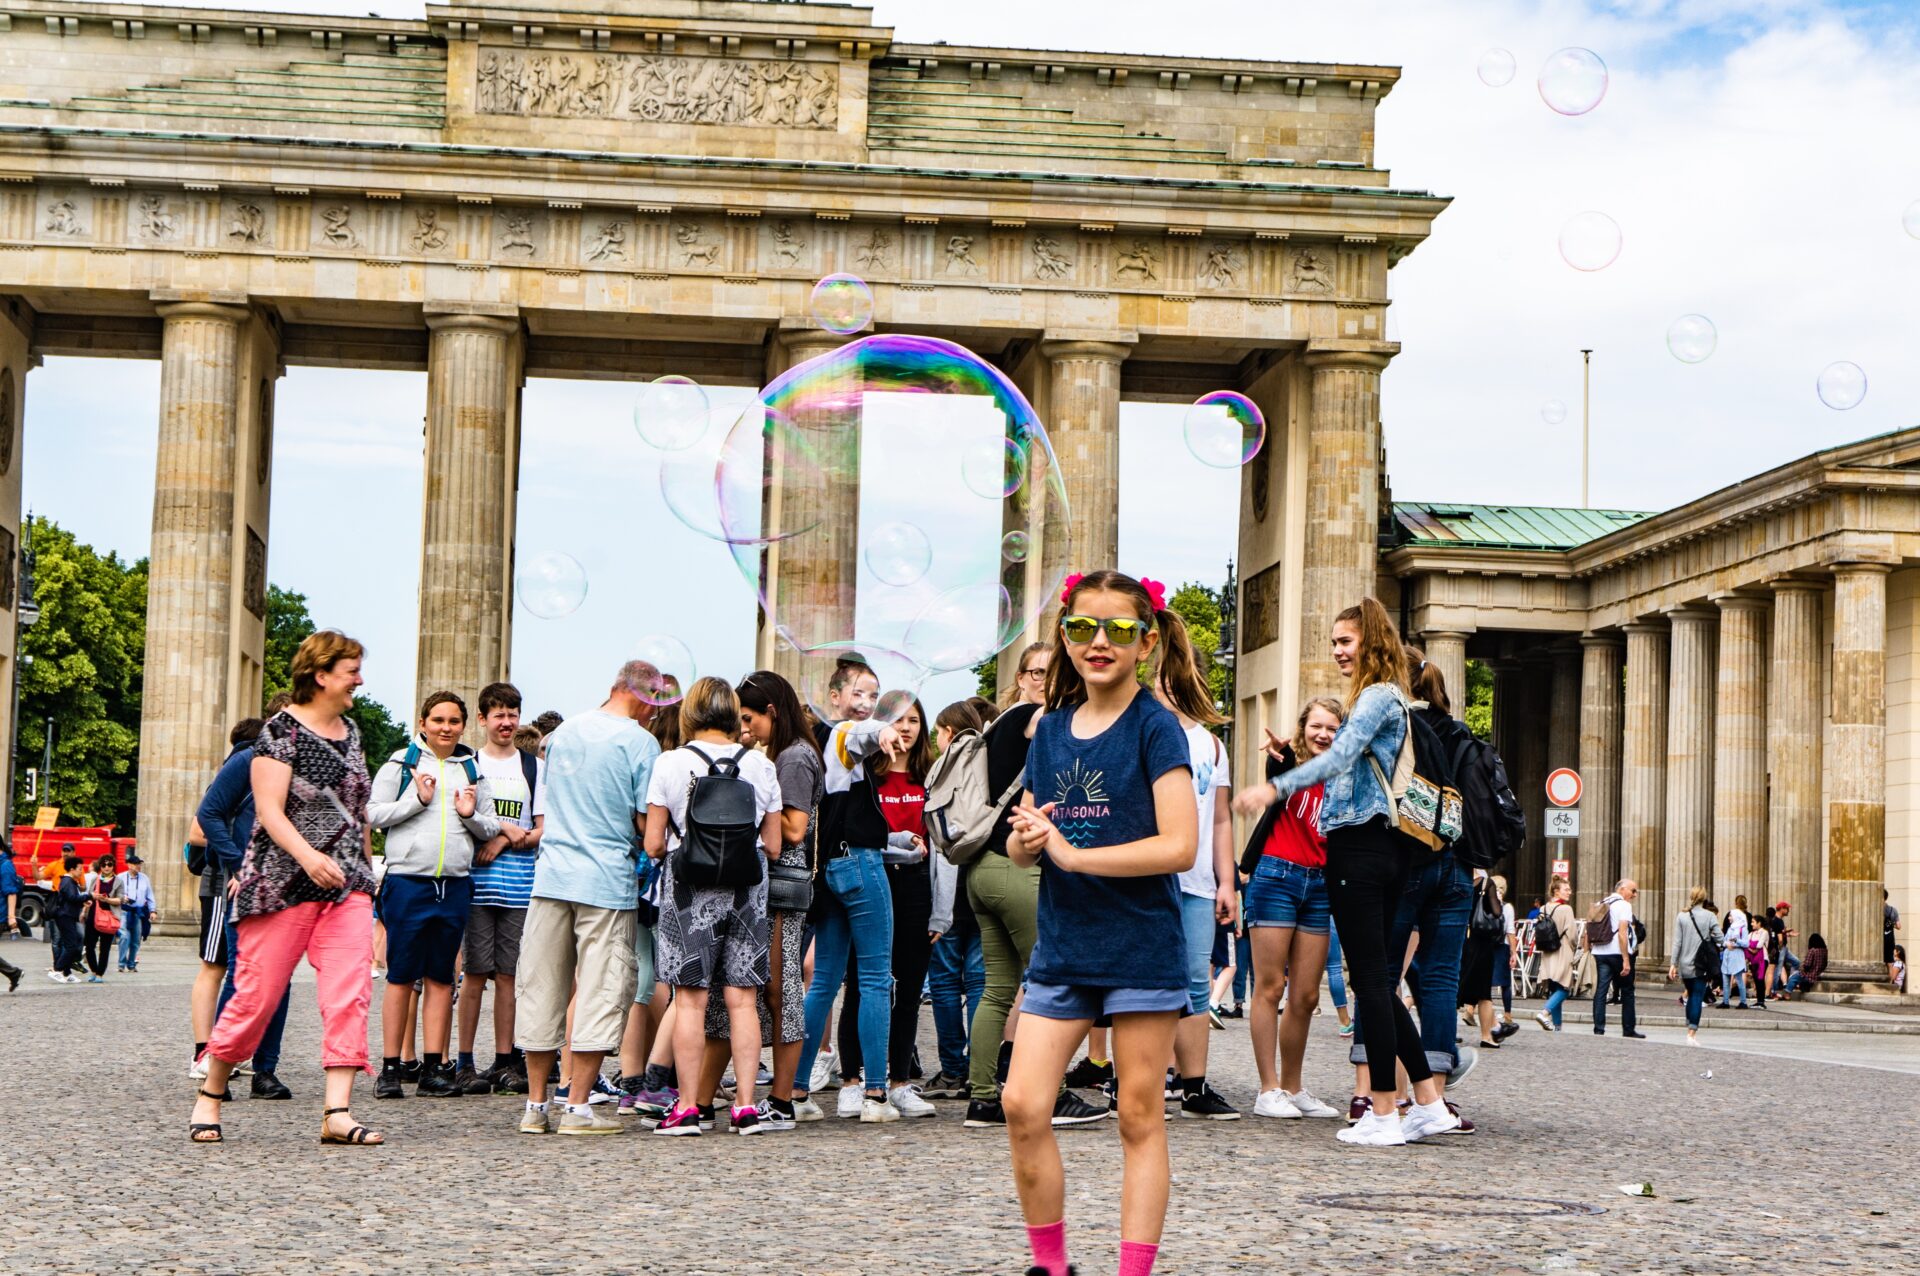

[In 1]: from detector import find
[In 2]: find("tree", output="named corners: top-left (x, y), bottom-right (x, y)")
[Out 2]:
top-left (262, 584), bottom-right (406, 766)
top-left (11, 516), bottom-right (147, 828)
top-left (1463, 658), bottom-right (1493, 742)
top-left (1163, 581), bottom-right (1229, 715)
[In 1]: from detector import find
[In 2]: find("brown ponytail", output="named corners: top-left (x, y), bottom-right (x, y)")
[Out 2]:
top-left (1403, 644), bottom-right (1451, 715)
top-left (1153, 606), bottom-right (1226, 727)
top-left (1332, 597), bottom-right (1410, 714)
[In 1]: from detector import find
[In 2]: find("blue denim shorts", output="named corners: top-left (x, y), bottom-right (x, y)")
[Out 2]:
top-left (1023, 980), bottom-right (1189, 1027)
top-left (1243, 855), bottom-right (1330, 935)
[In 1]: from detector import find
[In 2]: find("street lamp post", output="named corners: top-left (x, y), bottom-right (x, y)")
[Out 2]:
top-left (9, 513), bottom-right (38, 823)
top-left (1217, 558), bottom-right (1236, 716)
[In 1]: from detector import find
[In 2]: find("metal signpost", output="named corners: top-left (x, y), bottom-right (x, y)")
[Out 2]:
top-left (1545, 767), bottom-right (1581, 885)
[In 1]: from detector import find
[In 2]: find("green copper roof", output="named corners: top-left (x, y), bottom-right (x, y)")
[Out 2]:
top-left (1391, 503), bottom-right (1655, 551)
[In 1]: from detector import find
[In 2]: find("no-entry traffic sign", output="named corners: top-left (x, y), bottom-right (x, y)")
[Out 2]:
top-left (1546, 768), bottom-right (1582, 807)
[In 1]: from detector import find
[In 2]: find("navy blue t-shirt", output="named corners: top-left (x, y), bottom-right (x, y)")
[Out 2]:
top-left (1025, 691), bottom-right (1192, 989)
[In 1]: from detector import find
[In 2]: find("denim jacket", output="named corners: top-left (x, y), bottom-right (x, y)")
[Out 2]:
top-left (1270, 683), bottom-right (1407, 834)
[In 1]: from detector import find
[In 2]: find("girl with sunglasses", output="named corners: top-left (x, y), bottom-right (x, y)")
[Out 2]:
top-left (1002, 570), bottom-right (1204, 1276)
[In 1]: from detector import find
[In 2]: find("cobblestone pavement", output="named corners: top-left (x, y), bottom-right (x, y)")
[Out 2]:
top-left (4, 937), bottom-right (1911, 1275)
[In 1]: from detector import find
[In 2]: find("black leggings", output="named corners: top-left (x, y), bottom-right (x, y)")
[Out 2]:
top-left (1324, 819), bottom-right (1434, 1089)
top-left (840, 860), bottom-right (934, 1085)
top-left (84, 925), bottom-right (114, 977)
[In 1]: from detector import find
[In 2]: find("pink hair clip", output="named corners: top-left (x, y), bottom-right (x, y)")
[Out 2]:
top-left (1059, 572), bottom-right (1085, 605)
top-left (1139, 577), bottom-right (1168, 612)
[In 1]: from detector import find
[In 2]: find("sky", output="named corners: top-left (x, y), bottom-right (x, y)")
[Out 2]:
top-left (21, 0), bottom-right (1920, 722)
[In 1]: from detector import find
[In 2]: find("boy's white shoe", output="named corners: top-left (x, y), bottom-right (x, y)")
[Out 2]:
top-left (1252, 1088), bottom-right (1302, 1119)
top-left (792, 1096), bottom-right (826, 1122)
top-left (836, 1083), bottom-right (865, 1118)
top-left (889, 1085), bottom-right (937, 1118)
top-left (860, 1096), bottom-right (901, 1123)
top-left (1335, 1110), bottom-right (1408, 1147)
top-left (1283, 1088), bottom-right (1342, 1119)
top-left (1400, 1099), bottom-right (1462, 1142)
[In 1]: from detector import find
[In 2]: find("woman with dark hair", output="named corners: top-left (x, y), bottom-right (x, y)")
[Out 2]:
top-left (81, 853), bottom-right (122, 982)
top-left (1786, 934), bottom-right (1827, 996)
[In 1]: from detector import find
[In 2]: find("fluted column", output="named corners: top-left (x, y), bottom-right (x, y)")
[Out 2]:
top-left (1768, 579), bottom-right (1826, 929)
top-left (1035, 338), bottom-right (1131, 633)
top-left (1828, 563), bottom-right (1890, 974)
top-left (1421, 630), bottom-right (1469, 717)
top-left (1711, 593), bottom-right (1770, 911)
top-left (1577, 635), bottom-right (1624, 909)
top-left (0, 302), bottom-right (29, 834)
top-left (137, 302), bottom-right (248, 918)
top-left (1620, 621), bottom-right (1669, 957)
top-left (1298, 347), bottom-right (1391, 704)
top-left (418, 306), bottom-right (522, 729)
top-left (1663, 605), bottom-right (1717, 925)
top-left (1512, 650), bottom-right (1553, 904)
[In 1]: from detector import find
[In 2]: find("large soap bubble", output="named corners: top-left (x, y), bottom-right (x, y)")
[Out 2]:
top-left (1559, 211), bottom-right (1622, 271)
top-left (660, 401), bottom-right (825, 545)
top-left (719, 334), bottom-right (1071, 685)
top-left (1477, 48), bottom-right (1516, 87)
top-left (781, 640), bottom-right (925, 732)
top-left (1816, 361), bottom-right (1867, 411)
top-left (1183, 390), bottom-right (1267, 468)
top-left (633, 374), bottom-right (711, 452)
top-left (1538, 47), bottom-right (1608, 116)
top-left (628, 633), bottom-right (696, 707)
top-left (516, 551), bottom-right (588, 619)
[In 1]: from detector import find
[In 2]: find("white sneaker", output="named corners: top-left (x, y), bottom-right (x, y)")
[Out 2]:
top-left (1253, 1088), bottom-right (1303, 1119)
top-left (836, 1083), bottom-right (865, 1118)
top-left (1685, 1035), bottom-right (1701, 1047)
top-left (860, 1096), bottom-right (901, 1123)
top-left (1401, 1099), bottom-right (1462, 1142)
top-left (792, 1096), bottom-right (826, 1122)
top-left (1284, 1088), bottom-right (1341, 1119)
top-left (189, 1055), bottom-right (210, 1080)
top-left (889, 1084), bottom-right (937, 1118)
top-left (809, 1051), bottom-right (838, 1093)
top-left (1534, 1010), bottom-right (1556, 1032)
top-left (1335, 1110), bottom-right (1407, 1146)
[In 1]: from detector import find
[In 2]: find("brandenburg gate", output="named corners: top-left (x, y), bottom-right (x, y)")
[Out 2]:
top-left (0, 0), bottom-right (1446, 918)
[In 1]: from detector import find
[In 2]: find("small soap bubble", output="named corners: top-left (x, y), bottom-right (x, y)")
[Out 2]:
top-left (874, 688), bottom-right (922, 727)
top-left (1904, 200), bottom-right (1920, 239)
top-left (1182, 391), bottom-right (1267, 468)
top-left (1816, 361), bottom-right (1867, 411)
top-left (1538, 47), bottom-right (1608, 116)
top-left (516, 552), bottom-right (588, 620)
top-left (633, 374), bottom-right (711, 452)
top-left (809, 273), bottom-right (874, 336)
top-left (627, 634), bottom-right (695, 707)
top-left (1541, 399), bottom-right (1568, 425)
top-left (962, 436), bottom-right (1029, 500)
top-left (1001, 530), bottom-right (1031, 563)
top-left (1666, 314), bottom-right (1717, 364)
top-left (1477, 48), bottom-right (1516, 87)
top-left (1558, 211), bottom-right (1622, 271)
top-left (865, 521), bottom-right (932, 588)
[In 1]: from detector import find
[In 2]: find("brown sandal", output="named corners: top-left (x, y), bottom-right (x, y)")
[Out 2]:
top-left (189, 1088), bottom-right (224, 1143)
top-left (320, 1106), bottom-right (384, 1146)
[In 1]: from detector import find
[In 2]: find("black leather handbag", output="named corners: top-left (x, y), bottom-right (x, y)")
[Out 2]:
top-left (766, 803), bottom-right (818, 915)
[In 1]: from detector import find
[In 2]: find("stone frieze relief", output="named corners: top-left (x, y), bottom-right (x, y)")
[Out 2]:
top-left (475, 50), bottom-right (839, 130)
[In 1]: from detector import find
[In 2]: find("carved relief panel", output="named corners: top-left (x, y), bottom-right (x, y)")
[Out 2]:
top-left (494, 208), bottom-right (547, 262)
top-left (242, 526), bottom-right (267, 621)
top-left (476, 50), bottom-right (840, 129)
top-left (762, 217), bottom-right (811, 273)
top-left (40, 189), bottom-right (90, 240)
top-left (0, 366), bottom-right (14, 477)
top-left (223, 197), bottom-right (272, 248)
top-left (311, 199), bottom-right (364, 252)
top-left (408, 205), bottom-right (456, 255)
top-left (132, 192), bottom-right (183, 244)
top-left (671, 218), bottom-right (723, 269)
top-left (0, 525), bottom-right (13, 612)
top-left (940, 228), bottom-right (985, 279)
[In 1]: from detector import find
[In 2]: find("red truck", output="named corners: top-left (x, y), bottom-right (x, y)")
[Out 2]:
top-left (11, 824), bottom-right (137, 932)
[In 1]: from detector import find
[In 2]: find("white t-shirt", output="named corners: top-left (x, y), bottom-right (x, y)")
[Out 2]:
top-left (1175, 722), bottom-right (1231, 899)
top-left (476, 746), bottom-right (545, 831)
top-left (1502, 901), bottom-right (1517, 938)
top-left (1590, 894), bottom-right (1635, 957)
top-left (645, 742), bottom-right (782, 853)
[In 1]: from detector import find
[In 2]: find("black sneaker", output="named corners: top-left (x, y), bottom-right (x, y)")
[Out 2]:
top-left (1162, 1068), bottom-right (1180, 1101)
top-left (1062, 1056), bottom-right (1113, 1090)
top-left (1178, 1083), bottom-right (1242, 1121)
top-left (452, 1064), bottom-right (493, 1096)
top-left (417, 1063), bottom-right (462, 1097)
top-left (398, 1060), bottom-right (424, 1085)
top-left (249, 1070), bottom-right (293, 1101)
top-left (1052, 1090), bottom-right (1108, 1126)
top-left (1025, 1268), bottom-right (1078, 1276)
top-left (963, 1098), bottom-right (1006, 1128)
top-left (492, 1066), bottom-right (530, 1095)
top-left (1623, 1030), bottom-right (1647, 1039)
top-left (375, 1064), bottom-right (406, 1100)
top-left (1492, 1021), bottom-right (1520, 1042)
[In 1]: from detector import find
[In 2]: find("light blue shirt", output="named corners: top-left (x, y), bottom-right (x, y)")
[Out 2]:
top-left (531, 709), bottom-right (660, 911)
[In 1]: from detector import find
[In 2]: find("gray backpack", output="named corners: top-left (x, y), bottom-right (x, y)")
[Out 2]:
top-left (924, 725), bottom-right (1024, 867)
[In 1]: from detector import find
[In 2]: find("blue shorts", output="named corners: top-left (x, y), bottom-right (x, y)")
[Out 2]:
top-left (1244, 855), bottom-right (1330, 935)
top-left (1181, 893), bottom-right (1216, 1014)
top-left (1023, 979), bottom-right (1188, 1028)
top-left (380, 874), bottom-right (473, 985)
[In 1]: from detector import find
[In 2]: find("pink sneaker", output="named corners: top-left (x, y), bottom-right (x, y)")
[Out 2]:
top-left (651, 1105), bottom-right (703, 1137)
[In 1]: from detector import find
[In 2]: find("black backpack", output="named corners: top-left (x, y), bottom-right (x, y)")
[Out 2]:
top-left (668, 745), bottom-right (764, 902)
top-left (1444, 728), bottom-right (1525, 871)
top-left (1534, 904), bottom-right (1564, 953)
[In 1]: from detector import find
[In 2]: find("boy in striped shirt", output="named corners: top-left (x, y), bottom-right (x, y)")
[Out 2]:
top-left (455, 681), bottom-right (545, 1094)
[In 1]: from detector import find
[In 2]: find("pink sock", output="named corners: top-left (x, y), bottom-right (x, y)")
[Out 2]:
top-left (1118, 1240), bottom-right (1159, 1276)
top-left (1026, 1220), bottom-right (1068, 1276)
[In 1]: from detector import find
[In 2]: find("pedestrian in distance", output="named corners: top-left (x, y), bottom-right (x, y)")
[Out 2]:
top-left (113, 853), bottom-right (154, 972)
top-left (80, 853), bottom-right (122, 982)
top-left (1668, 887), bottom-right (1723, 1046)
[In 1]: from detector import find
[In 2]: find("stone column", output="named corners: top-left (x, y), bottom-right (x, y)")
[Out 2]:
top-left (1421, 630), bottom-right (1470, 718)
top-left (1489, 657), bottom-right (1521, 764)
top-left (0, 300), bottom-right (29, 824)
top-left (1576, 634), bottom-right (1624, 909)
top-left (1768, 579), bottom-right (1825, 930)
top-left (1620, 621), bottom-right (1669, 958)
top-left (1827, 562), bottom-right (1890, 974)
top-left (760, 328), bottom-right (858, 695)
top-left (1711, 593), bottom-right (1770, 911)
top-left (137, 301), bottom-right (248, 919)
top-left (1034, 337), bottom-right (1131, 633)
top-left (1298, 348), bottom-right (1390, 704)
top-left (1512, 650), bottom-right (1553, 904)
top-left (1662, 605), bottom-right (1717, 929)
top-left (418, 305), bottom-right (522, 730)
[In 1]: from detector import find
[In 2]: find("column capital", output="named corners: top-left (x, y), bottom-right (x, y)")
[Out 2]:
top-left (1831, 560), bottom-right (1894, 578)
top-left (1037, 333), bottom-right (1136, 363)
top-left (1621, 618), bottom-right (1668, 636)
top-left (1768, 573), bottom-right (1829, 595)
top-left (154, 299), bottom-right (250, 325)
top-left (775, 327), bottom-right (853, 361)
top-left (1663, 602), bottom-right (1717, 624)
top-left (1580, 632), bottom-right (1625, 650)
top-left (424, 301), bottom-right (521, 336)
top-left (1421, 628), bottom-right (1473, 642)
top-left (1711, 590), bottom-right (1771, 613)
top-left (1302, 341), bottom-right (1394, 372)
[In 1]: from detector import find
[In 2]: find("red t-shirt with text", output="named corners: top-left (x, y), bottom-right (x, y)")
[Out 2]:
top-left (1261, 783), bottom-right (1327, 868)
top-left (873, 769), bottom-right (928, 839)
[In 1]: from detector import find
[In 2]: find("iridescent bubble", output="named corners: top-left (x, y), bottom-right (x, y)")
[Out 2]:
top-left (627, 634), bottom-right (696, 707)
top-left (1182, 390), bottom-right (1267, 468)
top-left (1541, 399), bottom-right (1568, 425)
top-left (1816, 361), bottom-right (1867, 411)
top-left (1904, 200), bottom-right (1920, 239)
top-left (809, 273), bottom-right (874, 336)
top-left (633, 374), bottom-right (711, 452)
top-left (1001, 530), bottom-right (1031, 563)
top-left (874, 687), bottom-right (923, 727)
top-left (515, 551), bottom-right (588, 620)
top-left (1558, 211), bottom-right (1622, 271)
top-left (962, 436), bottom-right (1029, 500)
top-left (904, 580), bottom-right (1016, 674)
top-left (660, 402), bottom-right (823, 544)
top-left (866, 521), bottom-right (932, 588)
top-left (785, 641), bottom-right (924, 730)
top-left (1538, 47), bottom-right (1608, 116)
top-left (1477, 48), bottom-right (1516, 88)
top-left (1667, 314), bottom-right (1717, 364)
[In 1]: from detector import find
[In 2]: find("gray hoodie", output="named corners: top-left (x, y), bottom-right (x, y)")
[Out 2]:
top-left (368, 740), bottom-right (501, 879)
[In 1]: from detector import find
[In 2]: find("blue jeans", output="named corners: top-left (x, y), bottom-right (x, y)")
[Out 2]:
top-left (928, 928), bottom-right (985, 1077)
top-left (801, 849), bottom-right (894, 1095)
top-left (1683, 976), bottom-right (1711, 1028)
top-left (116, 914), bottom-right (145, 968)
top-left (1326, 923), bottom-right (1348, 1011)
top-left (1772, 947), bottom-right (1800, 992)
top-left (1181, 893), bottom-right (1216, 1014)
top-left (1347, 851), bottom-right (1472, 1077)
top-left (1542, 980), bottom-right (1571, 1028)
top-left (1718, 966), bottom-right (1748, 1007)
top-left (215, 908), bottom-right (292, 1072)
top-left (1231, 925), bottom-right (1252, 1005)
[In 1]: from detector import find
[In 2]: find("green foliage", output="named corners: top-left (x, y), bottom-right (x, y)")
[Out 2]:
top-left (972, 652), bottom-right (998, 702)
top-left (1464, 658), bottom-right (1494, 742)
top-left (12, 516), bottom-right (147, 828)
top-left (1166, 582), bottom-right (1229, 713)
top-left (261, 583), bottom-right (406, 766)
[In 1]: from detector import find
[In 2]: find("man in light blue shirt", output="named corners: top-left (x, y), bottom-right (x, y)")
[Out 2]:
top-left (514, 658), bottom-right (663, 1136)
top-left (113, 854), bottom-right (156, 972)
